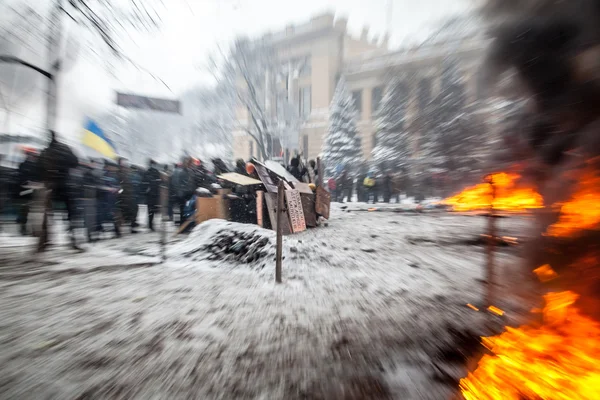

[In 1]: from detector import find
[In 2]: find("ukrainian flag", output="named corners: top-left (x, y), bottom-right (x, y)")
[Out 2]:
top-left (82, 119), bottom-right (117, 160)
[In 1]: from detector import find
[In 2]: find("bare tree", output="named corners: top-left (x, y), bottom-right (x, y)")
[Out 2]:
top-left (183, 83), bottom-right (235, 162)
top-left (210, 37), bottom-right (303, 161)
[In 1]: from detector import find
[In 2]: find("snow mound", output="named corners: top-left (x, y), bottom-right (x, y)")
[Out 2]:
top-left (168, 220), bottom-right (275, 267)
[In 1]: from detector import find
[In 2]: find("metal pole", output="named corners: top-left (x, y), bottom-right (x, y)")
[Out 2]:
top-left (256, 190), bottom-right (264, 227)
top-left (38, 0), bottom-right (62, 253)
top-left (275, 180), bottom-right (284, 283)
top-left (485, 176), bottom-right (497, 307)
top-left (45, 0), bottom-right (62, 135)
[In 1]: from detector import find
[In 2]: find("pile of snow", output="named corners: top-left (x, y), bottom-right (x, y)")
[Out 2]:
top-left (168, 220), bottom-right (276, 267)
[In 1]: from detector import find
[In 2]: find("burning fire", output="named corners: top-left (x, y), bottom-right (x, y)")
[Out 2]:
top-left (546, 170), bottom-right (600, 237)
top-left (460, 289), bottom-right (600, 399)
top-left (442, 173), bottom-right (543, 212)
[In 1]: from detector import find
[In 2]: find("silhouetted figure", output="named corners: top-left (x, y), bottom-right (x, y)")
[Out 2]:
top-left (117, 157), bottom-right (138, 233)
top-left (16, 148), bottom-right (40, 235)
top-left (143, 159), bottom-right (161, 231)
top-left (38, 131), bottom-right (79, 249)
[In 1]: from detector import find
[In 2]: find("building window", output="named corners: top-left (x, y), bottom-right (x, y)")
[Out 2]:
top-left (299, 86), bottom-right (311, 118)
top-left (371, 86), bottom-right (384, 115)
top-left (299, 57), bottom-right (311, 77)
top-left (352, 89), bottom-right (362, 114)
top-left (249, 140), bottom-right (254, 159)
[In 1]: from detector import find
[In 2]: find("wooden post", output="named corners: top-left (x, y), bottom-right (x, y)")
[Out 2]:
top-left (485, 176), bottom-right (497, 307)
top-left (275, 181), bottom-right (284, 283)
top-left (256, 190), bottom-right (264, 227)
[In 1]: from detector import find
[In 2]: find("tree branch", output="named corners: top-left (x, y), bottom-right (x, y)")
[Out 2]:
top-left (0, 55), bottom-right (52, 79)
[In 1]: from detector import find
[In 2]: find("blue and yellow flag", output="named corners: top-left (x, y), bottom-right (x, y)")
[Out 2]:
top-left (82, 119), bottom-right (117, 160)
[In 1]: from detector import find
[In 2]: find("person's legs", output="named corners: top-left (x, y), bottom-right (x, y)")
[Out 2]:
top-left (179, 199), bottom-right (186, 225)
top-left (148, 202), bottom-right (155, 231)
top-left (168, 197), bottom-right (174, 221)
top-left (17, 200), bottom-right (29, 234)
top-left (132, 201), bottom-right (139, 228)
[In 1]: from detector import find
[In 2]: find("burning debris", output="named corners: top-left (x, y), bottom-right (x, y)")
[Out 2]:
top-left (545, 169), bottom-right (600, 237)
top-left (460, 290), bottom-right (600, 400)
top-left (442, 172), bottom-right (543, 212)
top-left (457, 0), bottom-right (600, 398)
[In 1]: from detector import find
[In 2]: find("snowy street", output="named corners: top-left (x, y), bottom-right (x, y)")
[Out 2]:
top-left (0, 206), bottom-right (537, 399)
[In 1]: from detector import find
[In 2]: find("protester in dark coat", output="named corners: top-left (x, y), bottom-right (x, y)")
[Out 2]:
top-left (16, 149), bottom-right (40, 234)
top-left (193, 161), bottom-right (217, 191)
top-left (101, 161), bottom-right (121, 237)
top-left (391, 172), bottom-right (403, 203)
top-left (143, 159), bottom-right (161, 231)
top-left (356, 169), bottom-right (367, 203)
top-left (287, 156), bottom-right (307, 182)
top-left (177, 158), bottom-right (196, 225)
top-left (235, 159), bottom-right (247, 176)
top-left (117, 157), bottom-right (138, 233)
top-left (169, 163), bottom-right (182, 222)
top-left (130, 165), bottom-right (143, 205)
top-left (212, 158), bottom-right (229, 176)
top-left (382, 172), bottom-right (393, 203)
top-left (0, 155), bottom-right (11, 229)
top-left (38, 131), bottom-right (79, 248)
top-left (308, 159), bottom-right (318, 184)
top-left (340, 170), bottom-right (352, 203)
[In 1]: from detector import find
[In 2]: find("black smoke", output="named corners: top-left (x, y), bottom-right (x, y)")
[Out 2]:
top-left (481, 0), bottom-right (600, 320)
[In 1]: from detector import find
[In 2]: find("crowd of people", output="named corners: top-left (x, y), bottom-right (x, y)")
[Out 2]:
top-left (0, 133), bottom-right (232, 248)
top-left (0, 131), bottom-right (462, 250)
top-left (325, 165), bottom-right (471, 204)
top-left (0, 134), bottom-right (327, 249)
top-left (326, 168), bottom-right (410, 204)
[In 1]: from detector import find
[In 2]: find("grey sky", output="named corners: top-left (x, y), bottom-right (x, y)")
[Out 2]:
top-left (2, 0), bottom-right (472, 141)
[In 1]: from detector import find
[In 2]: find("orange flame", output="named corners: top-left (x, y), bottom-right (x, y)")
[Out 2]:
top-left (533, 264), bottom-right (559, 282)
top-left (442, 173), bottom-right (544, 212)
top-left (460, 290), bottom-right (600, 400)
top-left (546, 171), bottom-right (600, 237)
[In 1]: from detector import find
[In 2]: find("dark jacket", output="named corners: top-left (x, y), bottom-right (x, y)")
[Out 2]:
top-left (287, 165), bottom-right (307, 181)
top-left (38, 139), bottom-right (78, 190)
top-left (18, 158), bottom-right (40, 188)
top-left (118, 167), bottom-right (134, 198)
top-left (143, 166), bottom-right (161, 206)
top-left (179, 167), bottom-right (196, 200)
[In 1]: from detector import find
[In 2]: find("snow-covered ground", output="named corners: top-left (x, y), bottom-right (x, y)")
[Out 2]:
top-left (0, 205), bottom-right (538, 399)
